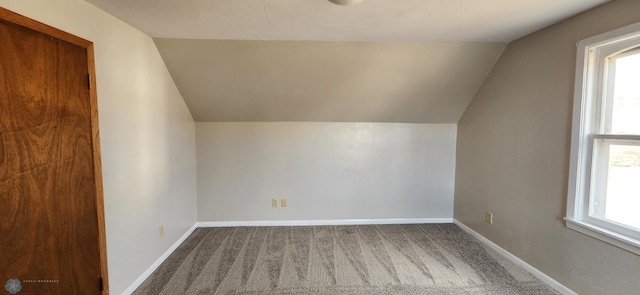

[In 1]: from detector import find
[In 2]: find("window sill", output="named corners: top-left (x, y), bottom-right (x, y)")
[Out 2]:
top-left (565, 218), bottom-right (640, 255)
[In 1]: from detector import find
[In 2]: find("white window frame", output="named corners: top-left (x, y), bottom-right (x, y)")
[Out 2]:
top-left (567, 21), bottom-right (640, 256)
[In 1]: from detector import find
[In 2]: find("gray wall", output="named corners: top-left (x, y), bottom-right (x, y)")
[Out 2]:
top-left (197, 122), bottom-right (456, 222)
top-left (0, 1), bottom-right (198, 294)
top-left (454, 1), bottom-right (640, 294)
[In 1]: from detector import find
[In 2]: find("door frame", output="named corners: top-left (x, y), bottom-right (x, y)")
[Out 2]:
top-left (0, 7), bottom-right (109, 294)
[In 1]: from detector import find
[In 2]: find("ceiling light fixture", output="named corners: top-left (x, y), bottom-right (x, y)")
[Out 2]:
top-left (328, 0), bottom-right (364, 5)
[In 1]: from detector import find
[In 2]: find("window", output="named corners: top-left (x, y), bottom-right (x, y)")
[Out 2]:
top-left (567, 22), bottom-right (640, 255)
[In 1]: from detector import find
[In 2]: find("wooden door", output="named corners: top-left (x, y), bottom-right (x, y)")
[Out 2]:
top-left (0, 8), bottom-right (108, 295)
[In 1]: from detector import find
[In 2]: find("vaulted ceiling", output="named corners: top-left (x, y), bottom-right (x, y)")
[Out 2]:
top-left (86, 0), bottom-right (608, 123)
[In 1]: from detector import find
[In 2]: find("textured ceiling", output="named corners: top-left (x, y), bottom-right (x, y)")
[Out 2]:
top-left (86, 0), bottom-right (607, 42)
top-left (86, 0), bottom-right (608, 123)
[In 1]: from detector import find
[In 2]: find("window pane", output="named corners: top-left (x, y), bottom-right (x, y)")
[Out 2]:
top-left (599, 144), bottom-right (640, 229)
top-left (610, 50), bottom-right (640, 135)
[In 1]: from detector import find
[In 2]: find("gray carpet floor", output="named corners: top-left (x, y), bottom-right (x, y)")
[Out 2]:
top-left (133, 224), bottom-right (559, 295)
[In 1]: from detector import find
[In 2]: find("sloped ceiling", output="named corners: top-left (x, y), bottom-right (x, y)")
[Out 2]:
top-left (155, 40), bottom-right (506, 123)
top-left (86, 0), bottom-right (608, 123)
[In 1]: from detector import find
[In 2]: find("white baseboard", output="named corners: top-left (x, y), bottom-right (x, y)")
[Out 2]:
top-left (121, 223), bottom-right (198, 295)
top-left (197, 218), bottom-right (453, 227)
top-left (453, 220), bottom-right (577, 295)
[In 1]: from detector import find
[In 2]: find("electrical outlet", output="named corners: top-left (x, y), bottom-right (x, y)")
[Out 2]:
top-left (159, 225), bottom-right (165, 238)
top-left (272, 199), bottom-right (278, 208)
top-left (281, 198), bottom-right (287, 207)
top-left (485, 212), bottom-right (493, 224)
